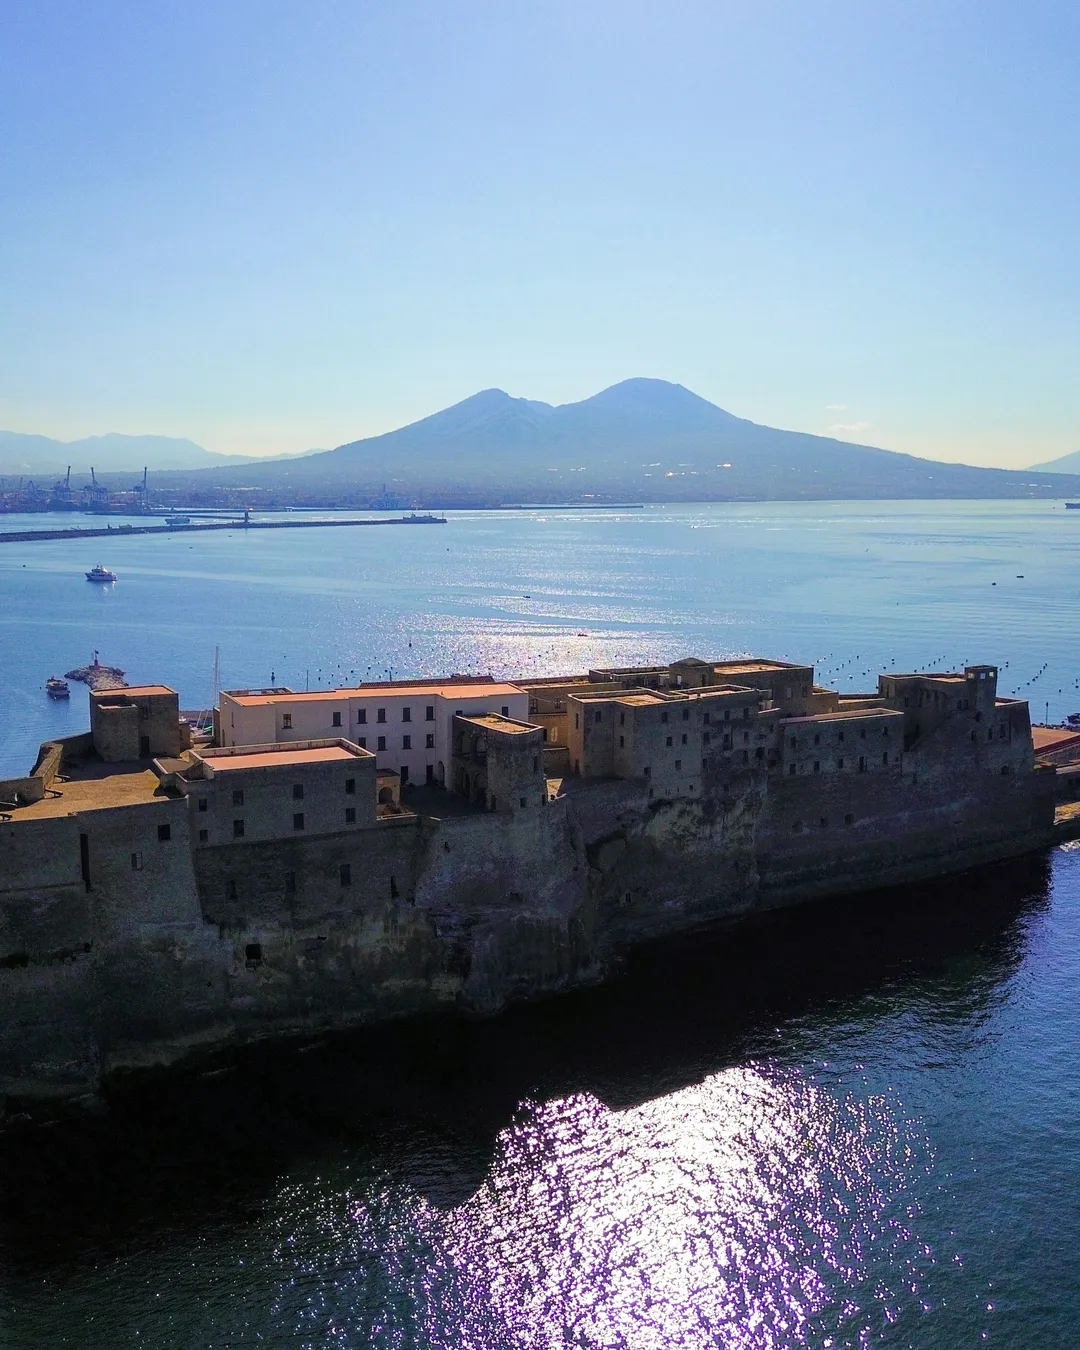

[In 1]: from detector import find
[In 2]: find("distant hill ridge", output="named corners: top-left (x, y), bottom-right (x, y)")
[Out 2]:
top-left (1031, 448), bottom-right (1080, 474)
top-left (0, 430), bottom-right (319, 475)
top-left (161, 377), bottom-right (1080, 501)
top-left (5, 380), bottom-right (1080, 500)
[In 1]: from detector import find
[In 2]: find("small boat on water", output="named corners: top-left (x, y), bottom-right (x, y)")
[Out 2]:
top-left (46, 677), bottom-right (70, 699)
top-left (165, 515), bottom-right (191, 525)
top-left (1066, 502), bottom-right (1080, 510)
top-left (85, 563), bottom-right (117, 582)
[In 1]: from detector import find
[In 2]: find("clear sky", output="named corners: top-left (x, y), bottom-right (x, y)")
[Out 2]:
top-left (2, 1), bottom-right (1078, 466)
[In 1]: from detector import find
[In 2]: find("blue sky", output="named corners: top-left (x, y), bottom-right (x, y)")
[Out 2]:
top-left (1, 1), bottom-right (1078, 466)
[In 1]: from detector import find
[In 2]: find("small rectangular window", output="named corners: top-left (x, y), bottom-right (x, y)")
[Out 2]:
top-left (130, 851), bottom-right (142, 871)
top-left (519, 796), bottom-right (527, 808)
top-left (675, 759), bottom-right (681, 770)
top-left (157, 823), bottom-right (171, 842)
top-left (425, 705), bottom-right (434, 721)
top-left (377, 708), bottom-right (386, 723)
top-left (332, 711), bottom-right (342, 727)
top-left (227, 879), bottom-right (237, 900)
top-left (661, 711), bottom-right (668, 724)
top-left (789, 764), bottom-right (797, 776)
top-left (425, 733), bottom-right (435, 749)
top-left (345, 806), bottom-right (356, 824)
top-left (666, 736), bottom-right (673, 747)
top-left (232, 789), bottom-right (244, 807)
top-left (681, 733), bottom-right (687, 745)
top-left (198, 828), bottom-right (208, 844)
top-left (377, 735), bottom-right (386, 752)
top-left (233, 818), bottom-right (245, 838)
top-left (619, 735), bottom-right (625, 747)
top-left (643, 765), bottom-right (650, 776)
top-left (293, 812), bottom-right (305, 831)
top-left (620, 712), bottom-right (625, 726)
top-left (284, 871), bottom-right (296, 896)
top-left (357, 708), bottom-right (367, 724)
top-left (402, 707), bottom-right (411, 722)
top-left (292, 783), bottom-right (304, 800)
top-left (682, 709), bottom-right (689, 721)
top-left (402, 734), bottom-right (411, 750)
top-left (198, 797), bottom-right (208, 812)
top-left (358, 736), bottom-right (367, 749)
top-left (595, 709), bottom-right (602, 723)
top-left (345, 777), bottom-right (355, 794)
top-left (703, 731), bottom-right (710, 745)
top-left (340, 863), bottom-right (351, 886)
top-left (282, 713), bottom-right (292, 729)
top-left (502, 706), bottom-right (510, 717)
top-left (814, 760), bottom-right (820, 773)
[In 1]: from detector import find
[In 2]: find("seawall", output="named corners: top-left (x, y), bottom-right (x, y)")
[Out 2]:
top-left (0, 742), bottom-right (1063, 1104)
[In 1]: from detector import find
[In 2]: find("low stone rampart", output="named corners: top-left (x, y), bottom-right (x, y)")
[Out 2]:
top-left (0, 724), bottom-right (1063, 1103)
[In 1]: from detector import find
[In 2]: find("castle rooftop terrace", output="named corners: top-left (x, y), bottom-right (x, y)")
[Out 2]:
top-left (713, 660), bottom-right (807, 675)
top-left (780, 707), bottom-right (900, 725)
top-left (455, 713), bottom-right (537, 734)
top-left (97, 684), bottom-right (176, 698)
top-left (196, 744), bottom-right (363, 772)
top-left (9, 760), bottom-right (162, 819)
top-left (226, 680), bottom-right (523, 705)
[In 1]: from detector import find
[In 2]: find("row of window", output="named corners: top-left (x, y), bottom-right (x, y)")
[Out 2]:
top-left (792, 813), bottom-right (858, 832)
top-left (356, 734), bottom-right (435, 752)
top-left (197, 779), bottom-right (358, 814)
top-left (580, 704), bottom-right (754, 730)
top-left (789, 726), bottom-right (890, 751)
top-left (282, 704), bottom-right (513, 731)
top-left (222, 806), bottom-right (359, 840)
top-left (788, 753), bottom-right (891, 774)
top-left (228, 871), bottom-right (401, 903)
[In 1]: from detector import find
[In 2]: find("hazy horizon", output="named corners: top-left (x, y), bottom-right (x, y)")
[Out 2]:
top-left (3, 2), bottom-right (1079, 467)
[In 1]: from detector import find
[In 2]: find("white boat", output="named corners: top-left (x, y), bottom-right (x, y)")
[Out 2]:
top-left (85, 563), bottom-right (117, 583)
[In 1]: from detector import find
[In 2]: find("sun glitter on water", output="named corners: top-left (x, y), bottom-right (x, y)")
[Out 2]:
top-left (268, 1066), bottom-right (935, 1349)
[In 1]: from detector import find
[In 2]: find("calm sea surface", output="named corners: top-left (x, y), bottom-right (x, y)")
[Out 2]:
top-left (1, 500), bottom-right (1079, 1347)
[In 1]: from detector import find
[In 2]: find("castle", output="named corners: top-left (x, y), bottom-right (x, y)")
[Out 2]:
top-left (0, 656), bottom-right (1063, 1101)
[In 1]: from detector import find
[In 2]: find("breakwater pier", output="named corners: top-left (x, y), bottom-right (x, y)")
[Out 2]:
top-left (0, 513), bottom-right (446, 544)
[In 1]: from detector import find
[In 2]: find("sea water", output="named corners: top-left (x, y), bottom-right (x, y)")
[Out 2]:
top-left (2, 500), bottom-right (1078, 775)
top-left (0, 500), bottom-right (1078, 1346)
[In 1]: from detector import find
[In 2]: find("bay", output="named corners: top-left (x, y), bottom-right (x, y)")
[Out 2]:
top-left (0, 499), bottom-right (1079, 1347)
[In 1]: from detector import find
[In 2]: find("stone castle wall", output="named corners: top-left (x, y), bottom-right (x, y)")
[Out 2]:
top-left (0, 717), bottom-right (1061, 1103)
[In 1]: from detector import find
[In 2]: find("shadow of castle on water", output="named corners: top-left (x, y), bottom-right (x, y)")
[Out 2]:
top-left (0, 850), bottom-right (1054, 1266)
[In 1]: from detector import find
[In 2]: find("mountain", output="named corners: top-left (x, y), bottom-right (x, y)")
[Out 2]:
top-left (148, 378), bottom-right (1080, 502)
top-left (0, 431), bottom-right (319, 475)
top-left (1030, 449), bottom-right (1080, 474)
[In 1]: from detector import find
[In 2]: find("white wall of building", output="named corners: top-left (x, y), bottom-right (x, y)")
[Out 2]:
top-left (219, 686), bottom-right (529, 786)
